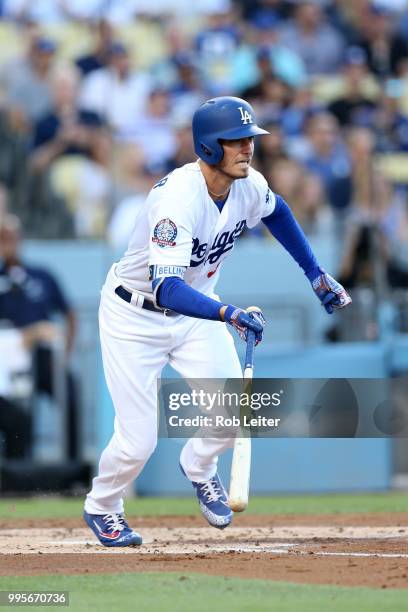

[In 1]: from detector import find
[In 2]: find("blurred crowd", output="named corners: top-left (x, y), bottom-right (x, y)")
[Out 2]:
top-left (4, 0), bottom-right (408, 481)
top-left (0, 0), bottom-right (407, 300)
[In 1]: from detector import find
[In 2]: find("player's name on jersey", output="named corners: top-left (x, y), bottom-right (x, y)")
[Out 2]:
top-left (167, 415), bottom-right (281, 428)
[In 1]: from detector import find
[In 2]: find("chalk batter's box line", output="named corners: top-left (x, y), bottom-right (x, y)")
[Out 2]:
top-left (31, 540), bottom-right (408, 559)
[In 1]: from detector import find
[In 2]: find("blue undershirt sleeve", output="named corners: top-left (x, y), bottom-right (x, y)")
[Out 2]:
top-left (155, 276), bottom-right (224, 320)
top-left (262, 195), bottom-right (319, 278)
top-left (154, 195), bottom-right (319, 317)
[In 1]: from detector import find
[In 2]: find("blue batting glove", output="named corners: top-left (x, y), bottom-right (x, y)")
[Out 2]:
top-left (306, 267), bottom-right (352, 314)
top-left (224, 305), bottom-right (266, 345)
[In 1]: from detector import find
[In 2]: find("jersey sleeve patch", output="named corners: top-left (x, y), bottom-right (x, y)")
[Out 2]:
top-left (152, 218), bottom-right (178, 248)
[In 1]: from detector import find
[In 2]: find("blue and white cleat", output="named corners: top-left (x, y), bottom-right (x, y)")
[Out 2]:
top-left (180, 465), bottom-right (233, 529)
top-left (83, 510), bottom-right (142, 547)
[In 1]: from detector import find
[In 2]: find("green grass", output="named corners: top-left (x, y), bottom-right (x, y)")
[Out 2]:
top-left (1, 491), bottom-right (407, 521)
top-left (0, 574), bottom-right (405, 612)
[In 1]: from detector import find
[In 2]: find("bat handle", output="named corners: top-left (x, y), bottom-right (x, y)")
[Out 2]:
top-left (244, 329), bottom-right (256, 372)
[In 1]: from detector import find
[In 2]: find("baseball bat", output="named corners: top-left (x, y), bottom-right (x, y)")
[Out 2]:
top-left (228, 307), bottom-right (259, 512)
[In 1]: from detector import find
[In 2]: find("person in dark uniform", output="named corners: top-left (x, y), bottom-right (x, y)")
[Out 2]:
top-left (0, 214), bottom-right (79, 460)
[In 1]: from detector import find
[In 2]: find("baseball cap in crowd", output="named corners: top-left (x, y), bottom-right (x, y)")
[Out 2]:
top-left (343, 46), bottom-right (367, 66)
top-left (34, 37), bottom-right (57, 54)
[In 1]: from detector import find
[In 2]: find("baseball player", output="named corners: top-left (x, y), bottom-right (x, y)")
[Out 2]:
top-left (83, 96), bottom-right (351, 546)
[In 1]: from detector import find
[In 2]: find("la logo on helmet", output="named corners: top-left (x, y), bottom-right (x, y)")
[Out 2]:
top-left (238, 106), bottom-right (253, 125)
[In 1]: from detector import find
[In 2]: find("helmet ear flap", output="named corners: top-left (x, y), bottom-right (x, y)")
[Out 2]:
top-left (214, 140), bottom-right (224, 164)
top-left (199, 140), bottom-right (224, 164)
top-left (200, 143), bottom-right (212, 157)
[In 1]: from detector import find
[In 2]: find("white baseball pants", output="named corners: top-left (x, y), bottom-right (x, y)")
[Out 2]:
top-left (85, 265), bottom-right (242, 515)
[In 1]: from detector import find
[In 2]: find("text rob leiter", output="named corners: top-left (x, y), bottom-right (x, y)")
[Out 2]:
top-left (168, 415), bottom-right (281, 428)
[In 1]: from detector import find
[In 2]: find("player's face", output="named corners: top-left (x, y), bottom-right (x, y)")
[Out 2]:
top-left (218, 137), bottom-right (254, 179)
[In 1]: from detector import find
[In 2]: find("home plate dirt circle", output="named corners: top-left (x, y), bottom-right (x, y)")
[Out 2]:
top-left (1, 525), bottom-right (407, 556)
top-left (2, 517), bottom-right (408, 588)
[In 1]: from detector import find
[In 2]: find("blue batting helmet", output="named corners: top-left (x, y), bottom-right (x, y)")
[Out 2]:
top-left (192, 96), bottom-right (269, 165)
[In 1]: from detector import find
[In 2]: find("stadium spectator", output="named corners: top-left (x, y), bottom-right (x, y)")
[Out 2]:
top-left (47, 153), bottom-right (112, 238)
top-left (3, 36), bottom-right (57, 131)
top-left (277, 1), bottom-right (346, 76)
top-left (247, 73), bottom-right (292, 125)
top-left (240, 45), bottom-right (277, 104)
top-left (30, 64), bottom-right (109, 174)
top-left (354, 3), bottom-right (408, 78)
top-left (375, 174), bottom-right (408, 288)
top-left (194, 5), bottom-right (242, 94)
top-left (267, 157), bottom-right (334, 238)
top-left (292, 171), bottom-right (335, 238)
top-left (151, 22), bottom-right (194, 88)
top-left (75, 19), bottom-right (116, 78)
top-left (125, 88), bottom-right (177, 175)
top-left (244, 17), bottom-right (307, 89)
top-left (344, 126), bottom-right (408, 286)
top-left (0, 214), bottom-right (80, 460)
top-left (374, 78), bottom-right (408, 152)
top-left (0, 21), bottom-right (40, 90)
top-left (78, 41), bottom-right (152, 141)
top-left (290, 111), bottom-right (352, 213)
top-left (328, 46), bottom-right (378, 128)
top-left (325, 166), bottom-right (408, 340)
top-left (340, 155), bottom-right (408, 293)
top-left (167, 52), bottom-right (208, 123)
top-left (280, 83), bottom-right (323, 139)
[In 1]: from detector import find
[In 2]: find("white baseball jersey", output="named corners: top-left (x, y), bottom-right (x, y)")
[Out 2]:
top-left (85, 160), bottom-right (276, 516)
top-left (116, 161), bottom-right (276, 299)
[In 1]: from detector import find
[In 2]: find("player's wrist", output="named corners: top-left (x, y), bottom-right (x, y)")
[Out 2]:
top-left (305, 265), bottom-right (324, 283)
top-left (219, 305), bottom-right (228, 321)
top-left (223, 304), bottom-right (240, 323)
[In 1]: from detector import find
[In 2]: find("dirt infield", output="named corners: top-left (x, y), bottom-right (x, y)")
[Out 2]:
top-left (1, 514), bottom-right (408, 589)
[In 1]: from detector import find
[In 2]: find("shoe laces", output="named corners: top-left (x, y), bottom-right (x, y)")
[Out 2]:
top-left (200, 478), bottom-right (222, 503)
top-left (103, 513), bottom-right (126, 532)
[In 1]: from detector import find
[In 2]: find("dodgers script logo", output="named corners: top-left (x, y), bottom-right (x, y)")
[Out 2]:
top-left (238, 106), bottom-right (253, 125)
top-left (152, 218), bottom-right (177, 248)
top-left (190, 220), bottom-right (246, 267)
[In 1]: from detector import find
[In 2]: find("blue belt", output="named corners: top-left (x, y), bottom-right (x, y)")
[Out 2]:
top-left (115, 285), bottom-right (176, 316)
